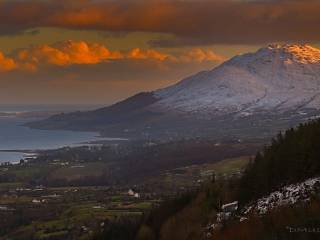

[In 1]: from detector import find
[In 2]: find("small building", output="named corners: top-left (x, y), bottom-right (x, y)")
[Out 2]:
top-left (222, 201), bottom-right (238, 212)
top-left (134, 193), bottom-right (140, 198)
top-left (128, 189), bottom-right (140, 198)
top-left (216, 201), bottom-right (239, 223)
top-left (128, 189), bottom-right (135, 196)
top-left (32, 199), bottom-right (41, 204)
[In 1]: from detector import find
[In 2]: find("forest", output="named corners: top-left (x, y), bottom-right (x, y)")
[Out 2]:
top-left (94, 119), bottom-right (320, 240)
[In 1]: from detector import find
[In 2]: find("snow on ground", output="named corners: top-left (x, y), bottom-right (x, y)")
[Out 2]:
top-left (204, 177), bottom-right (320, 238)
top-left (243, 177), bottom-right (320, 215)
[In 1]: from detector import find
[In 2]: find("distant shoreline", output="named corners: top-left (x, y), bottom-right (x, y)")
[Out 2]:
top-left (0, 115), bottom-right (119, 163)
top-left (0, 137), bottom-right (130, 155)
top-left (0, 149), bottom-right (38, 153)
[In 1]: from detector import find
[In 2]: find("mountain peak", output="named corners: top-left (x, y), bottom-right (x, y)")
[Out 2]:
top-left (264, 43), bottom-right (320, 64)
top-left (154, 43), bottom-right (320, 116)
top-left (267, 43), bottom-right (311, 50)
top-left (225, 43), bottom-right (320, 70)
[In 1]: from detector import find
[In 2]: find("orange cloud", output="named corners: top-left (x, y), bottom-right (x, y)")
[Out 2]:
top-left (0, 40), bottom-right (223, 72)
top-left (16, 41), bottom-right (123, 68)
top-left (0, 51), bottom-right (16, 72)
top-left (178, 48), bottom-right (225, 63)
top-left (127, 48), bottom-right (173, 61)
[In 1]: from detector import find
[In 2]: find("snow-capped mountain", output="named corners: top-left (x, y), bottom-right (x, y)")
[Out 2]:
top-left (153, 44), bottom-right (320, 116)
top-left (28, 44), bottom-right (320, 140)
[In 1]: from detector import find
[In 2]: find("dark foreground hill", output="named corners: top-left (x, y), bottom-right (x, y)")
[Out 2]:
top-left (94, 119), bottom-right (320, 240)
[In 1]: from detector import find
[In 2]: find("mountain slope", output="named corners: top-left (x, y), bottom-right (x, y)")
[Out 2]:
top-left (28, 44), bottom-right (320, 139)
top-left (153, 44), bottom-right (320, 116)
top-left (28, 92), bottom-right (161, 131)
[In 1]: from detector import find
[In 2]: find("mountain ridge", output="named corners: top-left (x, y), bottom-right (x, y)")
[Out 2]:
top-left (152, 43), bottom-right (320, 116)
top-left (27, 44), bottom-right (320, 140)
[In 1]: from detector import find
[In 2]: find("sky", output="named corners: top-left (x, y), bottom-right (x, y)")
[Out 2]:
top-left (0, 0), bottom-right (319, 105)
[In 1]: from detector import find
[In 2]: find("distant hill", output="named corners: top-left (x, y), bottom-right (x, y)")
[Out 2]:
top-left (27, 92), bottom-right (160, 130)
top-left (28, 44), bottom-right (320, 140)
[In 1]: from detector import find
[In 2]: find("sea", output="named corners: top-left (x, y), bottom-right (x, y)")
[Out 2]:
top-left (0, 104), bottom-right (118, 163)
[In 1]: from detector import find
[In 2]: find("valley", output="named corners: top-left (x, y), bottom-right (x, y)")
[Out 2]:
top-left (0, 139), bottom-right (254, 240)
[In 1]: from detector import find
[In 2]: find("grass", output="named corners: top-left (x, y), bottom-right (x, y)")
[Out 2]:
top-left (11, 202), bottom-right (122, 239)
top-left (203, 155), bottom-right (251, 176)
top-left (0, 195), bottom-right (33, 204)
top-left (0, 182), bottom-right (24, 190)
top-left (111, 195), bottom-right (122, 202)
top-left (48, 162), bottom-right (108, 181)
top-left (36, 230), bottom-right (69, 240)
top-left (152, 155), bottom-right (252, 189)
top-left (130, 202), bottom-right (153, 210)
top-left (1, 163), bottom-right (57, 182)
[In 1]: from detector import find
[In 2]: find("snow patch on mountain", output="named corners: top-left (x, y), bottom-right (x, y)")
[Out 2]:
top-left (153, 44), bottom-right (320, 117)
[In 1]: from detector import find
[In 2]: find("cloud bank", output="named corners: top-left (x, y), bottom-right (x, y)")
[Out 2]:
top-left (0, 40), bottom-right (224, 72)
top-left (0, 40), bottom-right (224, 104)
top-left (0, 0), bottom-right (319, 46)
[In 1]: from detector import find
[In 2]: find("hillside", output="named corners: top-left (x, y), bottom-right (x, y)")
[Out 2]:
top-left (27, 92), bottom-right (160, 131)
top-left (97, 119), bottom-right (320, 240)
top-left (239, 119), bottom-right (320, 203)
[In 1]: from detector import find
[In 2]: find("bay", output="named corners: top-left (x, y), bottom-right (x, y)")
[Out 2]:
top-left (0, 116), bottom-right (111, 163)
